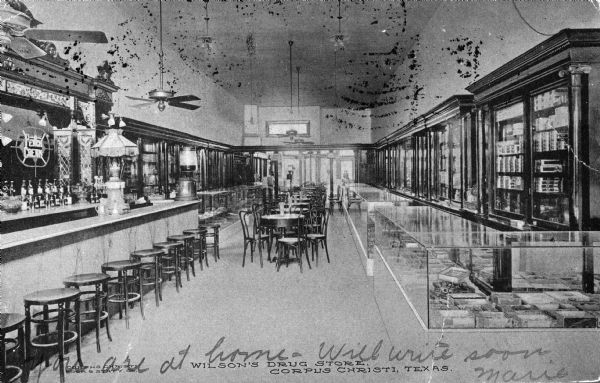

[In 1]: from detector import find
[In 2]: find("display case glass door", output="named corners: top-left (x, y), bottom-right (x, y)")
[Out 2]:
top-left (404, 139), bottom-right (413, 193)
top-left (494, 102), bottom-right (526, 217)
top-left (141, 139), bottom-right (160, 196)
top-left (434, 127), bottom-right (449, 201)
top-left (531, 86), bottom-right (570, 226)
top-left (449, 123), bottom-right (462, 204)
top-left (416, 134), bottom-right (428, 198)
top-left (167, 143), bottom-right (179, 193)
top-left (463, 114), bottom-right (478, 211)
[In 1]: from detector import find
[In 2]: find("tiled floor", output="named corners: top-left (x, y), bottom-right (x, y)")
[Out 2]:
top-left (30, 209), bottom-right (600, 382)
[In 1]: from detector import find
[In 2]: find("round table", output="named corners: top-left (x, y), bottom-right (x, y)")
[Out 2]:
top-left (260, 214), bottom-right (310, 269)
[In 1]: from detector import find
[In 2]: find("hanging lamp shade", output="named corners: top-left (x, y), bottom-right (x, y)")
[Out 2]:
top-left (91, 129), bottom-right (139, 158)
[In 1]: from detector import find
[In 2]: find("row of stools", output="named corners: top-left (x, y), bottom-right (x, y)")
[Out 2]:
top-left (0, 223), bottom-right (220, 383)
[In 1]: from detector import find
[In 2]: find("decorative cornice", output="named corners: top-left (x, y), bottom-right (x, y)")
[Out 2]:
top-left (375, 94), bottom-right (474, 148)
top-left (466, 29), bottom-right (600, 95)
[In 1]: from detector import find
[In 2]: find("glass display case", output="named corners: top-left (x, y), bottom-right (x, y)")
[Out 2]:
top-left (531, 86), bottom-right (570, 226)
top-left (369, 202), bottom-right (600, 329)
top-left (493, 102), bottom-right (526, 218)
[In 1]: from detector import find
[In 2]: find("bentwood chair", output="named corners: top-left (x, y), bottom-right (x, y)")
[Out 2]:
top-left (306, 210), bottom-right (331, 266)
top-left (239, 210), bottom-right (267, 267)
top-left (277, 215), bottom-right (310, 272)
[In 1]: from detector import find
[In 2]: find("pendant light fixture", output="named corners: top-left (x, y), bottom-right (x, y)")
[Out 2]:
top-left (330, 0), bottom-right (346, 51)
top-left (247, 32), bottom-right (256, 124)
top-left (296, 66), bottom-right (300, 111)
top-left (289, 40), bottom-right (294, 113)
top-left (200, 0), bottom-right (214, 53)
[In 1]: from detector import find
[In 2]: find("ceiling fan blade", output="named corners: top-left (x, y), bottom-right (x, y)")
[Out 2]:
top-left (168, 95), bottom-right (200, 103)
top-left (131, 101), bottom-right (157, 109)
top-left (168, 102), bottom-right (200, 110)
top-left (125, 95), bottom-right (154, 102)
top-left (9, 37), bottom-right (46, 59)
top-left (24, 29), bottom-right (108, 43)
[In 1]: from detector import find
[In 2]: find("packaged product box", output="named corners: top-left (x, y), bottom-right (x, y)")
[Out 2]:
top-left (516, 292), bottom-right (557, 305)
top-left (551, 310), bottom-right (597, 328)
top-left (438, 267), bottom-right (469, 284)
top-left (554, 106), bottom-right (568, 127)
top-left (497, 304), bottom-right (535, 313)
top-left (585, 294), bottom-right (600, 302)
top-left (586, 311), bottom-right (600, 327)
top-left (454, 298), bottom-right (489, 309)
top-left (491, 292), bottom-right (521, 306)
top-left (510, 311), bottom-right (556, 328)
top-left (574, 302), bottom-right (600, 312)
top-left (545, 291), bottom-right (591, 303)
top-left (439, 310), bottom-right (475, 328)
top-left (475, 312), bottom-right (513, 328)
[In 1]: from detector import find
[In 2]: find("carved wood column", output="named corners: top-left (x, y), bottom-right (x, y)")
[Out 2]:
top-left (76, 125), bottom-right (96, 185)
top-left (53, 126), bottom-right (73, 183)
top-left (560, 64), bottom-right (591, 230)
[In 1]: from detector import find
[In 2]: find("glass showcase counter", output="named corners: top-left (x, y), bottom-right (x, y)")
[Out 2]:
top-left (368, 202), bottom-right (600, 330)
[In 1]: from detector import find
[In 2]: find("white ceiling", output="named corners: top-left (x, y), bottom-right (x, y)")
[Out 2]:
top-left (119, 0), bottom-right (441, 109)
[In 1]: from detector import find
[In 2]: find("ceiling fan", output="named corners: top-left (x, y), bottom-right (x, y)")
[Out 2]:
top-left (0, 0), bottom-right (108, 60)
top-left (125, 0), bottom-right (200, 112)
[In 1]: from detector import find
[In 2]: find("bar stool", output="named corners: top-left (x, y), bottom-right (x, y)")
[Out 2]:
top-left (199, 223), bottom-right (220, 262)
top-left (63, 273), bottom-right (111, 353)
top-left (1, 313), bottom-right (26, 383)
top-left (167, 234), bottom-right (196, 280)
top-left (153, 241), bottom-right (184, 293)
top-left (23, 288), bottom-right (82, 383)
top-left (183, 228), bottom-right (209, 270)
top-left (101, 260), bottom-right (144, 329)
top-left (130, 249), bottom-right (164, 307)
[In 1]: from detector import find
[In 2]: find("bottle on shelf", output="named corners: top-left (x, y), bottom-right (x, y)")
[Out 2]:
top-left (36, 179), bottom-right (43, 195)
top-left (20, 181), bottom-right (27, 199)
top-left (66, 184), bottom-right (72, 205)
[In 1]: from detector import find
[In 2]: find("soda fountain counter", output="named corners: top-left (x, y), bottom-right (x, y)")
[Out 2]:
top-left (0, 200), bottom-right (199, 313)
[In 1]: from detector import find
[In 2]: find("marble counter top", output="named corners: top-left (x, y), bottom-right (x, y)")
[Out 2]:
top-left (1, 200), bottom-right (199, 250)
top-left (0, 202), bottom-right (96, 222)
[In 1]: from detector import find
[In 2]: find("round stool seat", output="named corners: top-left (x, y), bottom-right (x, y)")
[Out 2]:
top-left (1, 313), bottom-right (26, 383)
top-left (23, 288), bottom-right (83, 382)
top-left (167, 234), bottom-right (194, 241)
top-left (62, 273), bottom-right (112, 353)
top-left (0, 313), bottom-right (25, 332)
top-left (101, 260), bottom-right (142, 272)
top-left (199, 223), bottom-right (220, 230)
top-left (31, 330), bottom-right (78, 349)
top-left (63, 273), bottom-right (110, 287)
top-left (131, 249), bottom-right (164, 263)
top-left (183, 228), bottom-right (207, 235)
top-left (153, 241), bottom-right (183, 249)
top-left (23, 288), bottom-right (80, 306)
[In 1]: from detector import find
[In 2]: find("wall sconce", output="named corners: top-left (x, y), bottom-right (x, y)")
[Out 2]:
top-left (0, 111), bottom-right (13, 123)
top-left (0, 111), bottom-right (13, 146)
top-left (38, 111), bottom-right (48, 127)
